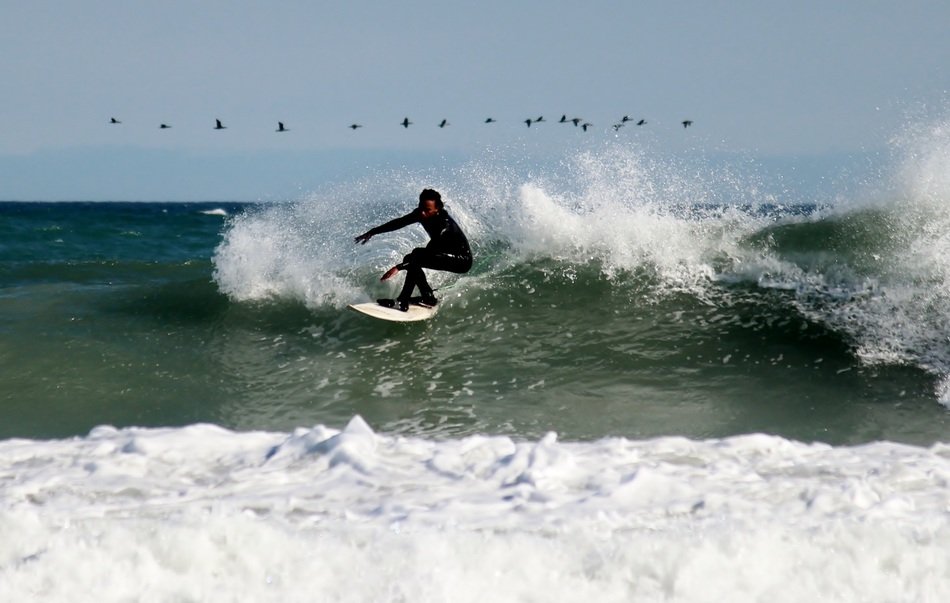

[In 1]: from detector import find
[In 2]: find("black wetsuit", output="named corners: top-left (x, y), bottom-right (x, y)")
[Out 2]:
top-left (366, 208), bottom-right (472, 302)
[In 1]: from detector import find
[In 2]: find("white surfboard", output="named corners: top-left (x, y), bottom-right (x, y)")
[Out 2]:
top-left (348, 301), bottom-right (437, 322)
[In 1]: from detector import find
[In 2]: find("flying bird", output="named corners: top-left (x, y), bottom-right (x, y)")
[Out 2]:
top-left (571, 118), bottom-right (582, 127)
top-left (621, 116), bottom-right (632, 123)
top-left (159, 124), bottom-right (171, 129)
top-left (215, 119), bottom-right (226, 130)
top-left (401, 117), bottom-right (412, 128)
top-left (582, 122), bottom-right (593, 132)
top-left (613, 123), bottom-right (625, 131)
top-left (524, 118), bottom-right (533, 128)
top-left (438, 119), bottom-right (449, 128)
top-left (276, 122), bottom-right (288, 132)
top-left (109, 118), bottom-right (121, 124)
top-left (484, 117), bottom-right (496, 123)
top-left (682, 120), bottom-right (693, 128)
top-left (559, 115), bottom-right (568, 123)
top-left (535, 116), bottom-right (545, 123)
top-left (349, 124), bottom-right (363, 130)
top-left (637, 119), bottom-right (646, 126)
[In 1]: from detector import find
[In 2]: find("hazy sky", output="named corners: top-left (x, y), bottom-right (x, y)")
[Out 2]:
top-left (2, 0), bottom-right (948, 200)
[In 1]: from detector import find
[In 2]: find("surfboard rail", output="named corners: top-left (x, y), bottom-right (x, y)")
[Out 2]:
top-left (348, 301), bottom-right (437, 322)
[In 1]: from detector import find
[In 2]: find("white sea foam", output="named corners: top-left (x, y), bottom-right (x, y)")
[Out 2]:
top-left (503, 168), bottom-right (768, 293)
top-left (1, 417), bottom-right (948, 601)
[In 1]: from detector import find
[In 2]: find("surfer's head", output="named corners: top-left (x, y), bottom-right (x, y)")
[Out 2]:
top-left (418, 189), bottom-right (443, 219)
top-left (419, 189), bottom-right (443, 209)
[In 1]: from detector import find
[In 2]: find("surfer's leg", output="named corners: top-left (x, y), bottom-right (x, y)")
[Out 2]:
top-left (395, 248), bottom-right (429, 308)
top-left (416, 271), bottom-right (435, 303)
top-left (417, 250), bottom-right (473, 274)
top-left (397, 265), bottom-right (425, 304)
top-left (410, 248), bottom-right (442, 301)
top-left (414, 251), bottom-right (471, 304)
top-left (397, 248), bottom-right (469, 306)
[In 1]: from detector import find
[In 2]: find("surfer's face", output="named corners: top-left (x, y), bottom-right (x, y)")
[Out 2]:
top-left (419, 200), bottom-right (439, 220)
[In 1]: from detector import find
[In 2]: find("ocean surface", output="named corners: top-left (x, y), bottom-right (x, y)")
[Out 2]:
top-left (2, 128), bottom-right (950, 600)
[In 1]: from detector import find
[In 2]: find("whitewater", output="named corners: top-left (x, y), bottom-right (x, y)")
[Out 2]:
top-left (2, 418), bottom-right (948, 601)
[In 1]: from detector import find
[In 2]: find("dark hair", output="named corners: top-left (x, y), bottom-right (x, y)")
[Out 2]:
top-left (419, 188), bottom-right (443, 209)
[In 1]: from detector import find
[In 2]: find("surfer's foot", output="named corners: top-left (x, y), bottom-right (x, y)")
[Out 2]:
top-left (378, 298), bottom-right (409, 311)
top-left (407, 295), bottom-right (438, 307)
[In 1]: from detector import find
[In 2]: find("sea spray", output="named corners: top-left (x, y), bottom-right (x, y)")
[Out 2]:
top-left (776, 116), bottom-right (950, 401)
top-left (213, 143), bottom-right (778, 307)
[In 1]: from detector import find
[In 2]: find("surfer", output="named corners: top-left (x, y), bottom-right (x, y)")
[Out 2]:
top-left (354, 189), bottom-right (472, 312)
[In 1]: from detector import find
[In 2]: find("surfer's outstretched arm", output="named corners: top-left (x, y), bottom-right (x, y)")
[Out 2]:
top-left (354, 211), bottom-right (419, 245)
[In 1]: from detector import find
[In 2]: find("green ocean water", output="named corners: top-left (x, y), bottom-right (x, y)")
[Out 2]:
top-left (1, 191), bottom-right (948, 445)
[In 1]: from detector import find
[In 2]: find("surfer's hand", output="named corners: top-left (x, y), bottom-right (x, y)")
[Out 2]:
top-left (354, 232), bottom-right (372, 245)
top-left (380, 266), bottom-right (400, 281)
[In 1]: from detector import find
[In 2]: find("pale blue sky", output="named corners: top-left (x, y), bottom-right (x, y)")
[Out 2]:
top-left (1, 0), bottom-right (948, 200)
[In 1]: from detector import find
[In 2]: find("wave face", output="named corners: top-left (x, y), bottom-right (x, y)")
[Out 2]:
top-left (212, 119), bottom-right (950, 433)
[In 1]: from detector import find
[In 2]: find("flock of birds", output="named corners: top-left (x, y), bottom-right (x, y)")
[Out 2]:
top-left (108, 116), bottom-right (695, 132)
